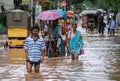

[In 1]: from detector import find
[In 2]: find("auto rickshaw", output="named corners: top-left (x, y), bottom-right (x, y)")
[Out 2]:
top-left (6, 9), bottom-right (30, 64)
top-left (81, 10), bottom-right (98, 32)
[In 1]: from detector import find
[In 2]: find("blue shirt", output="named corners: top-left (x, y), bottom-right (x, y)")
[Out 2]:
top-left (24, 35), bottom-right (46, 61)
top-left (108, 19), bottom-right (118, 29)
top-left (51, 25), bottom-right (61, 39)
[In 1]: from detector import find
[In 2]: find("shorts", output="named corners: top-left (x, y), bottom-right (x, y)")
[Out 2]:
top-left (26, 60), bottom-right (41, 67)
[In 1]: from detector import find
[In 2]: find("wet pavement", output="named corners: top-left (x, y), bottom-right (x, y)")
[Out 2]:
top-left (0, 21), bottom-right (120, 81)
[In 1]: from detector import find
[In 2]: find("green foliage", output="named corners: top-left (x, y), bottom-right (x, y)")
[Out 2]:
top-left (42, 1), bottom-right (56, 11)
top-left (0, 14), bottom-right (6, 28)
top-left (102, 0), bottom-right (120, 12)
top-left (42, 0), bottom-right (120, 13)
top-left (20, 4), bottom-right (29, 12)
top-left (96, 0), bottom-right (109, 11)
top-left (85, 0), bottom-right (97, 3)
top-left (82, 0), bottom-right (98, 10)
top-left (73, 0), bottom-right (84, 4)
top-left (79, 0), bottom-right (118, 12)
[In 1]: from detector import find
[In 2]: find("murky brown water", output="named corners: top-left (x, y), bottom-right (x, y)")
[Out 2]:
top-left (0, 26), bottom-right (120, 81)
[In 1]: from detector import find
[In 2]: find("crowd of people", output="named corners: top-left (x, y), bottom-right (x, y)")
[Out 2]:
top-left (23, 21), bottom-right (84, 73)
top-left (98, 15), bottom-right (118, 36)
top-left (23, 11), bottom-right (119, 73)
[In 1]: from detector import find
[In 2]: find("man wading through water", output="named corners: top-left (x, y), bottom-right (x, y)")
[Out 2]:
top-left (24, 26), bottom-right (46, 73)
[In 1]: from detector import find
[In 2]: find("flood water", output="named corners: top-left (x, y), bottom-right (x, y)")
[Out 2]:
top-left (0, 24), bottom-right (120, 81)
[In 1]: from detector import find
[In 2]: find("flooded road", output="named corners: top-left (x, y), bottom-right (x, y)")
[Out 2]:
top-left (0, 23), bottom-right (120, 81)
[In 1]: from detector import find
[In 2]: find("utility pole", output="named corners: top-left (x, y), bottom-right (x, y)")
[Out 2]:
top-left (30, 0), bottom-right (33, 27)
top-left (35, 0), bottom-right (42, 23)
top-left (57, 0), bottom-right (59, 9)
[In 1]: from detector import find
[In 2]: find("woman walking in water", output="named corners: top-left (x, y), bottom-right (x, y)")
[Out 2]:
top-left (68, 23), bottom-right (84, 61)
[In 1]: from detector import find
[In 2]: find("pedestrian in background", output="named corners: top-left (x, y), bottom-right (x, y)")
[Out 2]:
top-left (67, 23), bottom-right (84, 61)
top-left (108, 16), bottom-right (118, 35)
top-left (24, 26), bottom-right (46, 73)
top-left (98, 15), bottom-right (106, 35)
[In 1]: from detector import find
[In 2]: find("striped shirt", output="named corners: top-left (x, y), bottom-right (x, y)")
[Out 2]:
top-left (24, 35), bottom-right (46, 61)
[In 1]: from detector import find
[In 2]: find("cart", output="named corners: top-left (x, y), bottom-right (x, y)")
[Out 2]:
top-left (36, 10), bottom-right (66, 57)
top-left (81, 10), bottom-right (98, 32)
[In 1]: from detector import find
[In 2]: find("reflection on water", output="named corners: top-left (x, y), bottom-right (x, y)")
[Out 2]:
top-left (105, 46), bottom-right (120, 81)
top-left (7, 49), bottom-right (26, 64)
top-left (25, 73), bottom-right (44, 81)
top-left (0, 35), bottom-right (120, 81)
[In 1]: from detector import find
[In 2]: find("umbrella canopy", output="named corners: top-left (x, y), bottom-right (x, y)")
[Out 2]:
top-left (36, 11), bottom-right (62, 20)
top-left (66, 10), bottom-right (74, 17)
top-left (50, 9), bottom-right (66, 19)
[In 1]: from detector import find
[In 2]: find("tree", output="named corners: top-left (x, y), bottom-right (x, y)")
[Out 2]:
top-left (102, 0), bottom-right (120, 12)
top-left (0, 13), bottom-right (6, 28)
top-left (42, 1), bottom-right (56, 11)
top-left (72, 0), bottom-right (84, 4)
top-left (96, 0), bottom-right (109, 11)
